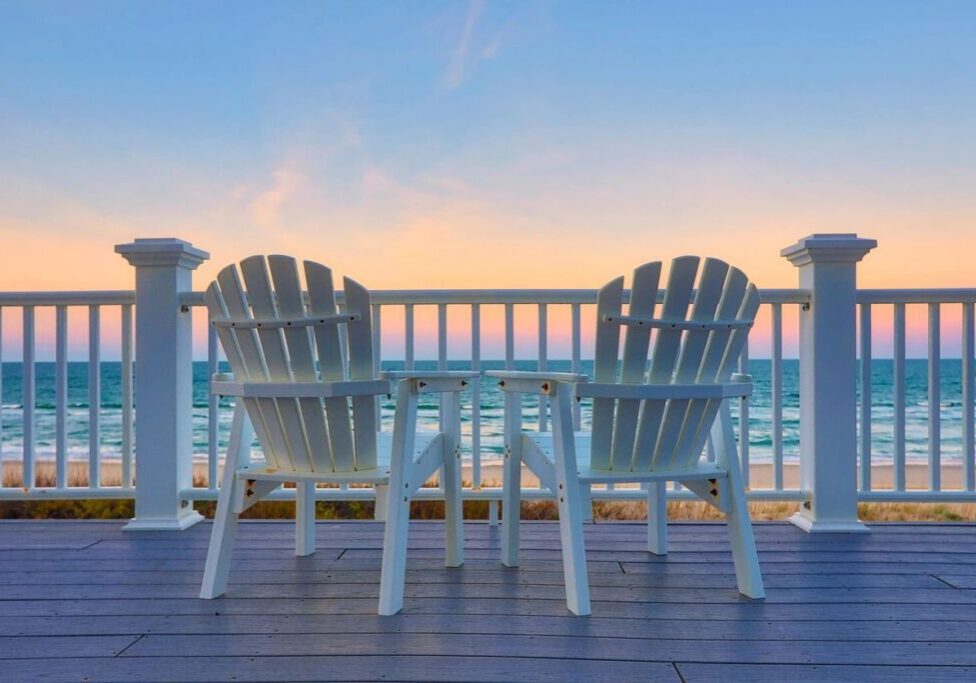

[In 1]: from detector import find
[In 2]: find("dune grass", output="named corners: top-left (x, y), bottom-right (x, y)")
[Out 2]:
top-left (3, 464), bottom-right (975, 521)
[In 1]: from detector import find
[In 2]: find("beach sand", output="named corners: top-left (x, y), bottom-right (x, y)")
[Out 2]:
top-left (2, 459), bottom-right (969, 492)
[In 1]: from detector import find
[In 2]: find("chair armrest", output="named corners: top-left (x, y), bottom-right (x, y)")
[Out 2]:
top-left (380, 370), bottom-right (479, 393)
top-left (575, 382), bottom-right (753, 400)
top-left (485, 370), bottom-right (589, 396)
top-left (212, 378), bottom-right (392, 399)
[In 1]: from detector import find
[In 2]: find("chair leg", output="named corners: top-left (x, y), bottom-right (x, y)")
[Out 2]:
top-left (581, 482), bottom-right (594, 523)
top-left (442, 392), bottom-right (464, 568)
top-left (501, 391), bottom-right (522, 567)
top-left (201, 402), bottom-right (249, 600)
top-left (713, 401), bottom-right (765, 599)
top-left (551, 384), bottom-right (591, 616)
top-left (378, 380), bottom-right (417, 616)
top-left (373, 483), bottom-right (389, 522)
top-left (295, 481), bottom-right (316, 557)
top-left (646, 480), bottom-right (667, 556)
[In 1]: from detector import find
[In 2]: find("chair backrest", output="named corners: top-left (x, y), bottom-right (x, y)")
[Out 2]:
top-left (589, 256), bottom-right (759, 473)
top-left (205, 255), bottom-right (377, 474)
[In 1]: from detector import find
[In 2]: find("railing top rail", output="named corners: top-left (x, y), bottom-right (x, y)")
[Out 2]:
top-left (179, 288), bottom-right (811, 307)
top-left (857, 289), bottom-right (976, 304)
top-left (0, 291), bottom-right (135, 306)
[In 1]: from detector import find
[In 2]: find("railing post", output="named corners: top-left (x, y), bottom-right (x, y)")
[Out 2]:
top-left (116, 238), bottom-right (209, 531)
top-left (782, 234), bottom-right (876, 533)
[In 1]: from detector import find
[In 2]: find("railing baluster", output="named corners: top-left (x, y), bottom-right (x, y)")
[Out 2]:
top-left (928, 303), bottom-right (941, 491)
top-left (404, 304), bottom-right (414, 371)
top-left (207, 322), bottom-right (219, 490)
top-left (121, 304), bottom-right (134, 489)
top-left (771, 303), bottom-right (783, 490)
top-left (963, 302), bottom-right (975, 491)
top-left (373, 303), bottom-right (382, 432)
top-left (504, 303), bottom-right (514, 371)
top-left (893, 303), bottom-right (906, 491)
top-left (55, 305), bottom-right (68, 489)
top-left (859, 303), bottom-right (872, 492)
top-left (0, 308), bottom-right (3, 465)
top-left (22, 306), bottom-right (35, 489)
top-left (437, 304), bottom-right (447, 371)
top-left (471, 304), bottom-right (481, 489)
top-left (88, 305), bottom-right (101, 488)
top-left (537, 304), bottom-right (548, 432)
top-left (738, 340), bottom-right (750, 490)
top-left (571, 303), bottom-right (581, 429)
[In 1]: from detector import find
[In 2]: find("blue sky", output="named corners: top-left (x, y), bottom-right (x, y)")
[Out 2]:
top-left (1, 1), bottom-right (974, 357)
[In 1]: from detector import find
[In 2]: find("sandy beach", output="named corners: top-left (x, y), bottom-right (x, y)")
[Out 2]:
top-left (2, 459), bottom-right (970, 492)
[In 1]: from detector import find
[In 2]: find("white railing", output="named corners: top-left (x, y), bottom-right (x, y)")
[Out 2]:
top-left (0, 235), bottom-right (973, 534)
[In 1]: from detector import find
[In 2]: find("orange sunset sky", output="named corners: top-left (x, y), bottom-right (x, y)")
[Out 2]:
top-left (1, 2), bottom-right (974, 358)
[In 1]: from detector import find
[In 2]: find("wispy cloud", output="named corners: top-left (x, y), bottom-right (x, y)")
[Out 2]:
top-left (445, 0), bottom-right (486, 88)
top-left (248, 167), bottom-right (305, 228)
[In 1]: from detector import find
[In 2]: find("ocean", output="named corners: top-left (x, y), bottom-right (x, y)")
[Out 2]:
top-left (0, 359), bottom-right (968, 465)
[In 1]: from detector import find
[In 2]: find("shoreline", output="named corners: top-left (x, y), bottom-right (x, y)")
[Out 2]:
top-left (2, 460), bottom-right (970, 492)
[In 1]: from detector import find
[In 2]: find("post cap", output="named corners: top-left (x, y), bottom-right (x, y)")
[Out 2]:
top-left (781, 233), bottom-right (877, 267)
top-left (115, 238), bottom-right (209, 269)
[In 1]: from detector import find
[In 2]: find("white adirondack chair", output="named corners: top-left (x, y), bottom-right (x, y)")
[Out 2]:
top-left (199, 255), bottom-right (474, 616)
top-left (487, 256), bottom-right (765, 615)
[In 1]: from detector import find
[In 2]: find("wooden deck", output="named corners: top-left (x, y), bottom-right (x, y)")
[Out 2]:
top-left (1, 520), bottom-right (975, 682)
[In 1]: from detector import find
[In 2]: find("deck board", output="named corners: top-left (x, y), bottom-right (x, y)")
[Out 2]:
top-left (0, 520), bottom-right (974, 681)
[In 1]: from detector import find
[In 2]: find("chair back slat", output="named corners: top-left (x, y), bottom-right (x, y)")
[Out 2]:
top-left (609, 262), bottom-right (661, 470)
top-left (588, 276), bottom-right (624, 470)
top-left (344, 276), bottom-right (378, 471)
top-left (269, 256), bottom-right (332, 473)
top-left (678, 282), bottom-right (760, 468)
top-left (589, 257), bottom-right (759, 475)
top-left (304, 261), bottom-right (356, 472)
top-left (629, 256), bottom-right (699, 471)
top-left (651, 258), bottom-right (729, 469)
top-left (239, 256), bottom-right (312, 472)
top-left (213, 263), bottom-right (294, 470)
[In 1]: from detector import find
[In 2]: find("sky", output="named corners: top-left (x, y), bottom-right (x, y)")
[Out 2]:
top-left (0, 1), bottom-right (974, 359)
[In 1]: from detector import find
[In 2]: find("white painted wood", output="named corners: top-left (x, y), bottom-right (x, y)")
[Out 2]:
top-left (645, 481), bottom-right (667, 555)
top-left (551, 383), bottom-right (591, 615)
top-left (772, 302), bottom-right (784, 490)
top-left (737, 342), bottom-right (750, 489)
top-left (346, 277), bottom-right (378, 472)
top-left (121, 303), bottom-right (134, 489)
top-left (378, 379), bottom-right (416, 616)
top-left (633, 257), bottom-right (698, 471)
top-left (571, 302), bottom-right (582, 429)
top-left (713, 400), bottom-right (764, 598)
top-left (589, 276), bottom-right (623, 470)
top-left (404, 304), bottom-right (415, 370)
top-left (438, 303), bottom-right (448, 371)
top-left (201, 256), bottom-right (468, 616)
top-left (442, 391), bottom-right (464, 567)
top-left (55, 305), bottom-right (68, 490)
top-left (504, 303), bottom-right (515, 370)
top-left (859, 303), bottom-right (872, 492)
top-left (928, 303), bottom-right (941, 491)
top-left (782, 233), bottom-right (876, 533)
top-left (207, 324), bottom-right (219, 489)
top-left (471, 303), bottom-right (482, 488)
top-left (305, 262), bottom-right (353, 472)
top-left (88, 305), bottom-right (101, 488)
top-left (200, 402), bottom-right (252, 599)
top-left (538, 304), bottom-right (548, 432)
top-left (295, 481), bottom-right (316, 556)
top-left (610, 262), bottom-right (660, 472)
top-left (493, 257), bottom-right (766, 614)
top-left (964, 302), bottom-right (975, 491)
top-left (22, 306), bottom-right (35, 489)
top-left (894, 302), bottom-right (907, 492)
top-left (501, 389), bottom-right (522, 567)
top-left (116, 238), bottom-right (208, 530)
